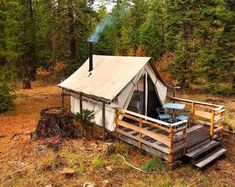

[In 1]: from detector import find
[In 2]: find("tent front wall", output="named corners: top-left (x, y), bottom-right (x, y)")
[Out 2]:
top-left (69, 63), bottom-right (167, 132)
top-left (71, 96), bottom-right (117, 131)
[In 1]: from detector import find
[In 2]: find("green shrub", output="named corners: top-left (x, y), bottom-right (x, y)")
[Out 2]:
top-left (0, 65), bottom-right (17, 113)
top-left (91, 155), bottom-right (105, 169)
top-left (205, 83), bottom-right (233, 96)
top-left (0, 83), bottom-right (15, 113)
top-left (74, 109), bottom-right (95, 124)
top-left (142, 156), bottom-right (166, 173)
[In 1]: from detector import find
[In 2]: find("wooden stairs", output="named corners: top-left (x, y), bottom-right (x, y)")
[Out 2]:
top-left (185, 138), bottom-right (226, 168)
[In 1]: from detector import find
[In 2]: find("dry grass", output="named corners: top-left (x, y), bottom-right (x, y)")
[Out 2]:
top-left (0, 81), bottom-right (234, 187)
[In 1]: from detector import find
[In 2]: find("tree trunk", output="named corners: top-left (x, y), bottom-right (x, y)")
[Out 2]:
top-left (22, 78), bottom-right (31, 89)
top-left (232, 76), bottom-right (235, 94)
top-left (67, 0), bottom-right (76, 60)
top-left (29, 0), bottom-right (37, 81)
top-left (21, 0), bottom-right (37, 88)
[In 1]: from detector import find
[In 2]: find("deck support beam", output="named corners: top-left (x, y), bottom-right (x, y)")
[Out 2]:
top-left (79, 93), bottom-right (83, 112)
top-left (168, 126), bottom-right (174, 163)
top-left (61, 92), bottom-right (65, 108)
top-left (210, 111), bottom-right (215, 137)
top-left (102, 102), bottom-right (106, 140)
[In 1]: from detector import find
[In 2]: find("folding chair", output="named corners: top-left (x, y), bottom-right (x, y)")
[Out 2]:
top-left (176, 114), bottom-right (188, 121)
top-left (156, 108), bottom-right (172, 122)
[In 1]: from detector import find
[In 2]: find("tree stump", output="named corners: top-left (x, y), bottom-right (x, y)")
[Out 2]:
top-left (22, 78), bottom-right (31, 89)
top-left (32, 107), bottom-right (80, 140)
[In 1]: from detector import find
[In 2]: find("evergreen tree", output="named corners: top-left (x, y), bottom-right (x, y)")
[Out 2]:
top-left (0, 0), bottom-right (18, 112)
top-left (139, 0), bottom-right (166, 59)
top-left (165, 0), bottom-right (203, 88)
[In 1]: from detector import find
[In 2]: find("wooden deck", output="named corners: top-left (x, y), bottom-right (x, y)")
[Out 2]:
top-left (115, 98), bottom-right (226, 168)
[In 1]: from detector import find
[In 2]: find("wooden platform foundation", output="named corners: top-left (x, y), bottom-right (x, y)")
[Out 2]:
top-left (115, 106), bottom-right (226, 169)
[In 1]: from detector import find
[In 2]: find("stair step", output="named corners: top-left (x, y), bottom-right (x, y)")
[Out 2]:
top-left (187, 138), bottom-right (210, 153)
top-left (186, 125), bottom-right (203, 133)
top-left (186, 126), bottom-right (210, 148)
top-left (186, 140), bottom-right (220, 159)
top-left (195, 148), bottom-right (226, 168)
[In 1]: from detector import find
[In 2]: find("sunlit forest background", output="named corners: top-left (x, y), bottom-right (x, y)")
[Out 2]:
top-left (0, 0), bottom-right (234, 112)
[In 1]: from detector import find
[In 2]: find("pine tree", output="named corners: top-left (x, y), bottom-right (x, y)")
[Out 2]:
top-left (139, 0), bottom-right (165, 60)
top-left (0, 0), bottom-right (18, 112)
top-left (197, 0), bottom-right (235, 94)
top-left (165, 0), bottom-right (202, 88)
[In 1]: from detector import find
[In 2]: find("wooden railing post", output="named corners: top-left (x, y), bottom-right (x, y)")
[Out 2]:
top-left (183, 126), bottom-right (187, 154)
top-left (115, 110), bottom-right (120, 139)
top-left (138, 119), bottom-right (143, 149)
top-left (168, 126), bottom-right (174, 164)
top-left (219, 111), bottom-right (224, 137)
top-left (210, 110), bottom-right (215, 137)
top-left (191, 102), bottom-right (195, 124)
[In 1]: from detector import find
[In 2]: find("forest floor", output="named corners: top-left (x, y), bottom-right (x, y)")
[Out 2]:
top-left (0, 81), bottom-right (234, 187)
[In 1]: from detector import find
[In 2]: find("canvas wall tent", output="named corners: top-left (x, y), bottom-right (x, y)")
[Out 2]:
top-left (58, 55), bottom-right (168, 132)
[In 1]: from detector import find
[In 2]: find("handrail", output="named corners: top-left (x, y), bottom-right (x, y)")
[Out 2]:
top-left (170, 97), bottom-right (224, 109)
top-left (117, 108), bottom-right (187, 127)
top-left (115, 108), bottom-right (188, 163)
top-left (170, 97), bottom-right (225, 138)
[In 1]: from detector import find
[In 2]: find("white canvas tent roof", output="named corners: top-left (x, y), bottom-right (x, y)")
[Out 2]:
top-left (59, 55), bottom-right (151, 101)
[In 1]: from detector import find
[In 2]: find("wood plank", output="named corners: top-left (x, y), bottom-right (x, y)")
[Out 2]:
top-left (191, 102), bottom-right (195, 123)
top-left (187, 139), bottom-right (210, 153)
top-left (214, 106), bottom-right (225, 113)
top-left (214, 127), bottom-right (223, 133)
top-left (174, 134), bottom-right (187, 143)
top-left (195, 110), bottom-right (212, 119)
top-left (117, 109), bottom-right (170, 126)
top-left (172, 142), bottom-right (187, 153)
top-left (215, 108), bottom-right (225, 115)
top-left (116, 119), bottom-right (172, 147)
top-left (196, 120), bottom-right (211, 126)
top-left (175, 125), bottom-right (203, 137)
top-left (210, 110), bottom-right (215, 136)
top-left (124, 126), bottom-right (157, 137)
top-left (187, 125), bottom-right (204, 133)
top-left (170, 97), bottom-right (222, 108)
top-left (117, 111), bottom-right (141, 122)
top-left (195, 148), bottom-right (226, 168)
top-left (116, 128), bottom-right (171, 154)
top-left (187, 126), bottom-right (210, 148)
top-left (186, 140), bottom-right (220, 158)
top-left (143, 120), bottom-right (171, 132)
top-left (102, 102), bottom-right (106, 140)
top-left (214, 117), bottom-right (224, 125)
top-left (173, 126), bottom-right (187, 133)
top-left (117, 108), bottom-right (187, 127)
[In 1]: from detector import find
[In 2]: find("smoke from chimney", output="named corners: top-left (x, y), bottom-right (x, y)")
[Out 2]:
top-left (88, 15), bottom-right (112, 43)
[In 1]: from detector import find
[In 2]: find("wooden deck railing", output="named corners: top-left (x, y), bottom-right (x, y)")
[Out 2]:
top-left (170, 97), bottom-right (225, 138)
top-left (115, 108), bottom-right (188, 163)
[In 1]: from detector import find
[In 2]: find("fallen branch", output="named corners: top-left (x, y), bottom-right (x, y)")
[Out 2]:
top-left (10, 132), bottom-right (23, 140)
top-left (117, 154), bottom-right (151, 174)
